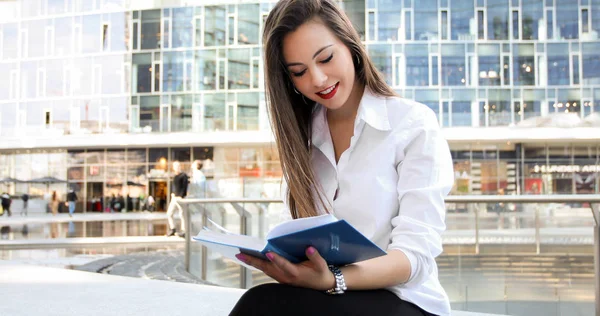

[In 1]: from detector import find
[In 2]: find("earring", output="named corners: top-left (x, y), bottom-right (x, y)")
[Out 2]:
top-left (293, 87), bottom-right (300, 94)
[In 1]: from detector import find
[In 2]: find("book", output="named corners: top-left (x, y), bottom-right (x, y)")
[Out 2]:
top-left (192, 214), bottom-right (387, 267)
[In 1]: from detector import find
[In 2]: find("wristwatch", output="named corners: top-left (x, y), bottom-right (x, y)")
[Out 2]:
top-left (325, 265), bottom-right (347, 295)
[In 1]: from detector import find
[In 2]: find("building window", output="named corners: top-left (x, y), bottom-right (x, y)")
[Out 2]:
top-left (441, 44), bottom-right (465, 86)
top-left (414, 0), bottom-right (438, 40)
top-left (477, 10), bottom-right (485, 39)
top-left (513, 44), bottom-right (535, 86)
top-left (547, 43), bottom-right (569, 86)
top-left (132, 53), bottom-right (152, 93)
top-left (205, 6), bottom-right (226, 46)
top-left (141, 10), bottom-right (161, 49)
top-left (488, 0), bottom-right (508, 40)
top-left (581, 8), bottom-right (589, 33)
top-left (441, 10), bottom-right (449, 40)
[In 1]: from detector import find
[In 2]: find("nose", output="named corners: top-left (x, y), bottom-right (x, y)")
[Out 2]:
top-left (311, 67), bottom-right (328, 88)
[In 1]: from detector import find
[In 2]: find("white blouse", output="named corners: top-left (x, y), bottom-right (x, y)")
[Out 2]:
top-left (281, 88), bottom-right (454, 316)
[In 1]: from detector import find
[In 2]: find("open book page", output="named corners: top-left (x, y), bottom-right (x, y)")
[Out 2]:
top-left (266, 213), bottom-right (338, 240)
top-left (194, 230), bottom-right (266, 251)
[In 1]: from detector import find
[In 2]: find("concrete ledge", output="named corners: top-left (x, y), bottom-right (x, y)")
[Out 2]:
top-left (0, 236), bottom-right (184, 250)
top-left (0, 262), bottom-right (506, 316)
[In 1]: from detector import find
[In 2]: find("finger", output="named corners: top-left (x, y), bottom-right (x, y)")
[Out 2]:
top-left (266, 252), bottom-right (297, 277)
top-left (305, 247), bottom-right (328, 270)
top-left (236, 253), bottom-right (268, 271)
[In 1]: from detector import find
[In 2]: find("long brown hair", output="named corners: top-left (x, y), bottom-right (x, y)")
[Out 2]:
top-left (263, 0), bottom-right (396, 219)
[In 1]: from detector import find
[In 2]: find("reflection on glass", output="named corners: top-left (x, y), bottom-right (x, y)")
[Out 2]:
top-left (414, 0), bottom-right (438, 40)
top-left (377, 1), bottom-right (402, 41)
top-left (205, 6), bottom-right (226, 46)
top-left (487, 0), bottom-right (508, 40)
top-left (140, 95), bottom-right (160, 131)
top-left (204, 93), bottom-right (226, 131)
top-left (451, 0), bottom-right (474, 40)
top-left (195, 49), bottom-right (217, 90)
top-left (513, 44), bottom-right (535, 86)
top-left (228, 49), bottom-right (251, 89)
top-left (405, 45), bottom-right (429, 86)
top-left (582, 43), bottom-right (600, 85)
top-left (132, 53), bottom-right (152, 93)
top-left (441, 45), bottom-right (465, 86)
top-left (170, 95), bottom-right (193, 132)
top-left (547, 44), bottom-right (569, 86)
top-left (556, 0), bottom-right (578, 39)
top-left (173, 8), bottom-right (193, 48)
top-left (522, 0), bottom-right (543, 40)
top-left (141, 10), bottom-right (161, 49)
top-left (237, 93), bottom-right (259, 130)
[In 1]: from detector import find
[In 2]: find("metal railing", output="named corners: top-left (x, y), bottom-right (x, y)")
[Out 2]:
top-left (178, 195), bottom-right (600, 316)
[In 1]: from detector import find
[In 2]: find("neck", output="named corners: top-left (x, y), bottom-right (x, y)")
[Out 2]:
top-left (327, 80), bottom-right (365, 122)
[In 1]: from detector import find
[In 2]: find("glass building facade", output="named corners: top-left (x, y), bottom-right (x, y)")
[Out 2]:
top-left (0, 0), bottom-right (599, 211)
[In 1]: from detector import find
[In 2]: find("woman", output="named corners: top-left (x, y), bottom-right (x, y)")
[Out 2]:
top-left (231, 0), bottom-right (454, 315)
top-left (50, 191), bottom-right (59, 216)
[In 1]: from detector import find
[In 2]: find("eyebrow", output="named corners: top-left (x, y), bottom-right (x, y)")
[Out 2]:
top-left (285, 44), bottom-right (333, 67)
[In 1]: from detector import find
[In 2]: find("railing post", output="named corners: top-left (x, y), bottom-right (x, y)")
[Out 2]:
top-left (591, 203), bottom-right (599, 316)
top-left (474, 203), bottom-right (480, 255)
top-left (239, 207), bottom-right (253, 289)
top-left (201, 209), bottom-right (208, 280)
top-left (184, 203), bottom-right (191, 272)
top-left (535, 204), bottom-right (540, 255)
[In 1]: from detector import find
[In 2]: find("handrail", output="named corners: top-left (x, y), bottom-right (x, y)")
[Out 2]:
top-left (179, 195), bottom-right (600, 316)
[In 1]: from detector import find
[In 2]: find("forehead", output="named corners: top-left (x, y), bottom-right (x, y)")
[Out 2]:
top-left (282, 20), bottom-right (338, 63)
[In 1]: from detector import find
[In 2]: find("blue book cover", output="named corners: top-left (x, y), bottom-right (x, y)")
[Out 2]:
top-left (192, 214), bottom-right (386, 266)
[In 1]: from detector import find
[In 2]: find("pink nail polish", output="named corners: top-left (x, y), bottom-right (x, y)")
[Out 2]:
top-left (236, 254), bottom-right (247, 262)
top-left (266, 253), bottom-right (275, 261)
top-left (307, 247), bottom-right (315, 255)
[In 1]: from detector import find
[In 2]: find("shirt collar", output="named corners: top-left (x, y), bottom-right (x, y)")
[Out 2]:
top-left (311, 87), bottom-right (391, 148)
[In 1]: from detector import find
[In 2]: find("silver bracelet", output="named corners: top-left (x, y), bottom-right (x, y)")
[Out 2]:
top-left (325, 265), bottom-right (347, 295)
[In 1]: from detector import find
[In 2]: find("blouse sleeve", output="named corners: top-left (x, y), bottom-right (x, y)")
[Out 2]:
top-left (387, 106), bottom-right (454, 287)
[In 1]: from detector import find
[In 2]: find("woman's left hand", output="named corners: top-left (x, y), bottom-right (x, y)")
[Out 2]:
top-left (235, 247), bottom-right (335, 291)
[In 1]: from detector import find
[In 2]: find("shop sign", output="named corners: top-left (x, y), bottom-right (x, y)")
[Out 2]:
top-left (533, 165), bottom-right (600, 173)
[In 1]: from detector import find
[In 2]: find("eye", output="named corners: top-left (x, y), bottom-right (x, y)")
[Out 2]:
top-left (321, 53), bottom-right (334, 64)
top-left (291, 70), bottom-right (306, 77)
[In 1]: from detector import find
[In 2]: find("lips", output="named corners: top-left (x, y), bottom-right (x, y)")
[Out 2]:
top-left (315, 82), bottom-right (339, 100)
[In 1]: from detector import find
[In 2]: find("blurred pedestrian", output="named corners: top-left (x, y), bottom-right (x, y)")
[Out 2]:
top-left (166, 161), bottom-right (188, 237)
top-left (49, 191), bottom-right (59, 216)
top-left (1, 193), bottom-right (11, 217)
top-left (21, 193), bottom-right (29, 216)
top-left (67, 189), bottom-right (78, 217)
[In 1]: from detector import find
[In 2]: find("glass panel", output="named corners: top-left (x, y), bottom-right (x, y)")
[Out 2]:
top-left (414, 89), bottom-right (440, 118)
top-left (546, 9), bottom-right (554, 39)
top-left (451, 0), bottom-right (474, 40)
top-left (513, 44), bottom-right (535, 86)
top-left (368, 11), bottom-right (376, 40)
top-left (139, 96), bottom-right (160, 131)
top-left (405, 44), bottom-right (429, 86)
top-left (173, 7), bottom-right (193, 48)
top-left (377, 0), bottom-right (402, 41)
top-left (478, 44), bottom-right (501, 86)
top-left (556, 0), bottom-right (578, 39)
top-left (478, 10), bottom-right (485, 39)
top-left (368, 45), bottom-right (393, 84)
top-left (405, 11), bottom-right (412, 40)
top-left (441, 10), bottom-right (448, 40)
top-left (170, 94), bottom-right (192, 132)
top-left (547, 43), bottom-right (569, 86)
top-left (163, 52), bottom-right (184, 92)
top-left (195, 49), bottom-right (217, 90)
top-left (582, 43), bottom-right (600, 85)
top-left (238, 4), bottom-right (259, 44)
top-left (204, 93), bottom-right (226, 131)
top-left (522, 0), bottom-right (543, 39)
top-left (141, 9), bottom-right (161, 49)
top-left (512, 10), bottom-right (519, 39)
top-left (432, 55), bottom-right (439, 86)
top-left (237, 92), bottom-right (259, 130)
top-left (228, 48), bottom-right (251, 89)
top-left (149, 148), bottom-right (168, 164)
top-left (1, 24), bottom-right (18, 59)
top-left (488, 89), bottom-right (512, 126)
top-left (132, 53), bottom-right (151, 93)
top-left (204, 6), bottom-right (226, 46)
top-left (441, 44), bottom-right (465, 86)
top-left (488, 0), bottom-right (508, 40)
top-left (572, 55), bottom-right (580, 85)
top-left (414, 0), bottom-right (438, 40)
